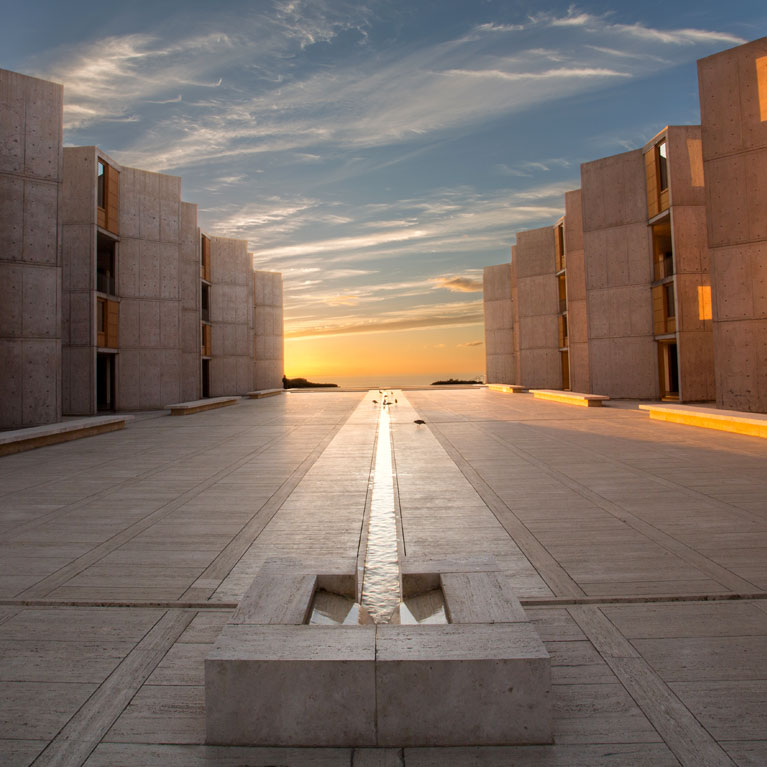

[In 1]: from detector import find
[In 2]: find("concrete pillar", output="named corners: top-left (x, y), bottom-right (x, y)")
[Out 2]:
top-left (253, 270), bottom-right (284, 391)
top-left (482, 263), bottom-right (514, 384)
top-left (514, 227), bottom-right (560, 389)
top-left (581, 149), bottom-right (657, 398)
top-left (0, 69), bottom-right (63, 428)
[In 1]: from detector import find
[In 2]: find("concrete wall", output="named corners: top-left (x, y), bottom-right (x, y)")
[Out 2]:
top-left (581, 149), bottom-right (657, 398)
top-left (117, 166), bottom-right (184, 410)
top-left (666, 126), bottom-right (715, 403)
top-left (698, 37), bottom-right (767, 412)
top-left (61, 146), bottom-right (100, 415)
top-left (253, 270), bottom-right (284, 391)
top-left (564, 189), bottom-right (589, 393)
top-left (0, 69), bottom-right (63, 428)
top-left (482, 263), bottom-right (514, 384)
top-left (514, 227), bottom-right (560, 389)
top-left (208, 236), bottom-right (253, 396)
top-left (180, 203), bottom-right (200, 402)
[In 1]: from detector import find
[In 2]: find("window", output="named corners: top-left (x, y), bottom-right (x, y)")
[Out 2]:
top-left (97, 161), bottom-right (106, 209)
top-left (651, 220), bottom-right (673, 281)
top-left (97, 234), bottom-right (116, 294)
top-left (657, 140), bottom-right (668, 192)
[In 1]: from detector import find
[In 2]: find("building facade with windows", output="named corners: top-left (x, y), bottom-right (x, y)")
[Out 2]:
top-left (0, 67), bottom-right (285, 429)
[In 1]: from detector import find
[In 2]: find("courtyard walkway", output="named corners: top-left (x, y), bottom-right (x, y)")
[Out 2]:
top-left (1, 389), bottom-right (766, 766)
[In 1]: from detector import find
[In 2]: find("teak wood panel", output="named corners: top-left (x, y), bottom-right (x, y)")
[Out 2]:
top-left (201, 323), bottom-right (211, 356)
top-left (97, 162), bottom-right (120, 235)
top-left (201, 236), bottom-right (211, 282)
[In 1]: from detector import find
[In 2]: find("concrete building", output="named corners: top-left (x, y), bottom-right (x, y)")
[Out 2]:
top-left (61, 147), bottom-right (202, 413)
top-left (486, 129), bottom-right (714, 402)
top-left (0, 70), bottom-right (63, 428)
top-left (642, 126), bottom-right (714, 403)
top-left (1, 67), bottom-right (285, 428)
top-left (513, 226), bottom-right (561, 389)
top-left (482, 263), bottom-right (514, 384)
top-left (563, 189), bottom-right (590, 393)
top-left (253, 270), bottom-right (285, 391)
top-left (205, 235), bottom-right (253, 397)
top-left (698, 37), bottom-right (767, 413)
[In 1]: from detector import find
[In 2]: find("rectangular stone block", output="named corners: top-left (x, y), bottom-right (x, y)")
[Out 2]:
top-left (205, 625), bottom-right (377, 746)
top-left (375, 623), bottom-right (551, 746)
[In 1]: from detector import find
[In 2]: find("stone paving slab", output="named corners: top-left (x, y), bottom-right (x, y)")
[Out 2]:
top-left (0, 389), bottom-right (766, 763)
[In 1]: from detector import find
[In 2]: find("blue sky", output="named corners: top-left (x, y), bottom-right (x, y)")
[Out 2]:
top-left (3, 1), bottom-right (764, 378)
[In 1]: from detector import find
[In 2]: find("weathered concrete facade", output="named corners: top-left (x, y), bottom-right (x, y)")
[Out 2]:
top-left (208, 236), bottom-right (254, 397)
top-left (482, 263), bottom-right (514, 384)
top-left (253, 270), bottom-right (284, 391)
top-left (563, 190), bottom-right (590, 393)
top-left (698, 37), bottom-right (767, 412)
top-left (644, 126), bottom-right (715, 403)
top-left (0, 70), bottom-right (63, 428)
top-left (581, 149), bottom-right (657, 399)
top-left (514, 226), bottom-right (561, 389)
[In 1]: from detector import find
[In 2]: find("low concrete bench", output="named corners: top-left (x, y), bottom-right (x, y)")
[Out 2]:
top-left (488, 383), bottom-right (527, 394)
top-left (166, 397), bottom-right (239, 416)
top-left (0, 415), bottom-right (131, 457)
top-left (530, 389), bottom-right (609, 407)
top-left (639, 403), bottom-right (767, 439)
top-left (247, 389), bottom-right (283, 399)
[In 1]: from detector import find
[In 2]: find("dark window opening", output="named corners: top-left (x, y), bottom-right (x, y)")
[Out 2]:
top-left (201, 283), bottom-right (210, 322)
top-left (202, 358), bottom-right (210, 398)
top-left (97, 234), bottom-right (116, 294)
top-left (657, 140), bottom-right (668, 192)
top-left (97, 353), bottom-right (115, 411)
top-left (97, 161), bottom-right (106, 208)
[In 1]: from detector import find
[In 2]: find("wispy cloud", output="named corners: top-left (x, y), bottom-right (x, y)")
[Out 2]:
top-left (433, 276), bottom-right (483, 293)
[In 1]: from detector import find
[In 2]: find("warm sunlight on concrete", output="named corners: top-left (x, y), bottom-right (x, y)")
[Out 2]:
top-left (698, 284), bottom-right (713, 320)
top-left (758, 56), bottom-right (767, 121)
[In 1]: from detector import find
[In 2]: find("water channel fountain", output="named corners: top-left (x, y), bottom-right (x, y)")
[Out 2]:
top-left (205, 391), bottom-right (552, 746)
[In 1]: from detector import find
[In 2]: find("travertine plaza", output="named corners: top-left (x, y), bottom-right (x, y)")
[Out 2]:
top-left (2, 32), bottom-right (767, 767)
top-left (1, 389), bottom-right (767, 764)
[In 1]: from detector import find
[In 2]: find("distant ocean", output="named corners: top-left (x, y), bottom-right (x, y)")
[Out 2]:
top-left (304, 373), bottom-right (485, 388)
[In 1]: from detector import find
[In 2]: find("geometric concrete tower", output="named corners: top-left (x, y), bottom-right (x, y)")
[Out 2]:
top-left (563, 189), bottom-right (590, 393)
top-left (641, 125), bottom-right (715, 403)
top-left (253, 270), bottom-right (284, 391)
top-left (204, 234), bottom-right (254, 397)
top-left (698, 37), bottom-right (767, 412)
top-left (513, 226), bottom-right (561, 390)
top-left (482, 263), bottom-right (514, 385)
top-left (0, 69), bottom-right (63, 428)
top-left (61, 148), bottom-right (201, 412)
top-left (580, 149), bottom-right (658, 399)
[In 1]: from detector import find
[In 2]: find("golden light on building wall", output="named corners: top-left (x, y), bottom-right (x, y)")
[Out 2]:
top-left (698, 285), bottom-right (713, 321)
top-left (757, 57), bottom-right (767, 122)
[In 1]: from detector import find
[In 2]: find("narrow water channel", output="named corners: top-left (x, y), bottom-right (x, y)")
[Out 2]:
top-left (359, 394), bottom-right (401, 623)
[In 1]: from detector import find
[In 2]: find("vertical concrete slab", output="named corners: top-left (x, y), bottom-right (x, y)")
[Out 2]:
top-left (582, 149), bottom-right (657, 398)
top-left (0, 69), bottom-right (62, 427)
top-left (253, 269), bottom-right (284, 391)
top-left (564, 189), bottom-right (590, 393)
top-left (514, 226), bottom-right (560, 389)
top-left (483, 263), bottom-right (514, 384)
top-left (208, 236), bottom-right (254, 396)
top-left (699, 37), bottom-right (767, 412)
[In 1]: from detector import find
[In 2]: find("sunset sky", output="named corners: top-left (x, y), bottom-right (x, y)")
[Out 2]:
top-left (3, 1), bottom-right (764, 382)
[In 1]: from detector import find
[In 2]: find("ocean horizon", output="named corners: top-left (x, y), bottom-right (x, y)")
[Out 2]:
top-left (289, 372), bottom-right (485, 388)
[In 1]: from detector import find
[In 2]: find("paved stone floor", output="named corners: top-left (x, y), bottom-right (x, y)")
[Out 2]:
top-left (1, 389), bottom-right (766, 766)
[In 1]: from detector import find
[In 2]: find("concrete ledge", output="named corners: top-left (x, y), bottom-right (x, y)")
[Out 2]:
top-left (166, 397), bottom-right (239, 415)
top-left (639, 403), bottom-right (767, 438)
top-left (530, 389), bottom-right (609, 407)
top-left (0, 416), bottom-right (131, 457)
top-left (488, 384), bottom-right (527, 394)
top-left (247, 389), bottom-right (284, 399)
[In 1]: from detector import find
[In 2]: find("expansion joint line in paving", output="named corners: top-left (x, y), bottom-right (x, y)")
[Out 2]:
top-left (471, 419), bottom-right (760, 594)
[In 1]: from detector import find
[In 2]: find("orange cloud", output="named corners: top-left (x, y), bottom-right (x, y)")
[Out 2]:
top-left (434, 276), bottom-right (483, 292)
